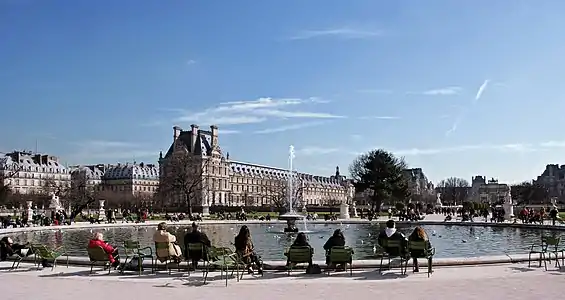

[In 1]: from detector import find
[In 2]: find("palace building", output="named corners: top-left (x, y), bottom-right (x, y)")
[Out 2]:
top-left (158, 124), bottom-right (354, 209)
top-left (0, 151), bottom-right (71, 194)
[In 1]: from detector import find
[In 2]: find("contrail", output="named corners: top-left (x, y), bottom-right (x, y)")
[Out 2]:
top-left (445, 79), bottom-right (489, 136)
top-left (474, 80), bottom-right (489, 103)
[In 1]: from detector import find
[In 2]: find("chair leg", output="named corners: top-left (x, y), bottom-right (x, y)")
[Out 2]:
top-left (528, 253), bottom-right (532, 267)
top-left (542, 253), bottom-right (548, 271)
top-left (90, 263), bottom-right (94, 274)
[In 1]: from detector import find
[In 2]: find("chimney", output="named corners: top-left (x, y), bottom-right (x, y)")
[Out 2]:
top-left (190, 124), bottom-right (199, 153)
top-left (173, 126), bottom-right (182, 141)
top-left (210, 125), bottom-right (218, 148)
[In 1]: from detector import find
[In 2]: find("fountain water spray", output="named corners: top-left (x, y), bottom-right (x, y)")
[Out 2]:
top-left (288, 145), bottom-right (295, 214)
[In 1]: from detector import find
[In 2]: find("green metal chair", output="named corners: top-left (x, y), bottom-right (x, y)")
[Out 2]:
top-left (122, 240), bottom-right (154, 275)
top-left (154, 242), bottom-right (181, 274)
top-left (208, 247), bottom-right (240, 286)
top-left (326, 246), bottom-right (354, 276)
top-left (87, 246), bottom-right (112, 274)
top-left (405, 240), bottom-right (435, 277)
top-left (285, 246), bottom-right (313, 276)
top-left (32, 244), bottom-right (69, 271)
top-left (529, 236), bottom-right (564, 270)
top-left (377, 239), bottom-right (409, 274)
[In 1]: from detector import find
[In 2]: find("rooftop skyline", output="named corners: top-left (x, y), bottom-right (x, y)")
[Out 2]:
top-left (2, 1), bottom-right (565, 184)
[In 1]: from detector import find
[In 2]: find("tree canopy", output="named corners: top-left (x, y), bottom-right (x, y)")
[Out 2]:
top-left (349, 149), bottom-right (409, 211)
top-left (511, 181), bottom-right (549, 206)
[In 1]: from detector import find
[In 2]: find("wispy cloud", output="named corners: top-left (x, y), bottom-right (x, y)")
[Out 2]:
top-left (359, 116), bottom-right (400, 120)
top-left (288, 28), bottom-right (383, 40)
top-left (410, 86), bottom-right (462, 96)
top-left (347, 140), bottom-right (565, 157)
top-left (350, 134), bottom-right (362, 141)
top-left (253, 121), bottom-right (327, 134)
top-left (187, 59), bottom-right (196, 65)
top-left (220, 129), bottom-right (241, 135)
top-left (445, 80), bottom-right (489, 136)
top-left (297, 146), bottom-right (341, 156)
top-left (170, 97), bottom-right (343, 126)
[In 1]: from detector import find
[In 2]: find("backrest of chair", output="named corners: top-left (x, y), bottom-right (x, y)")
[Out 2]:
top-left (154, 242), bottom-right (169, 258)
top-left (409, 240), bottom-right (428, 251)
top-left (123, 240), bottom-right (140, 256)
top-left (124, 240), bottom-right (140, 249)
top-left (88, 246), bottom-right (109, 261)
top-left (33, 245), bottom-right (51, 257)
top-left (288, 246), bottom-right (311, 263)
top-left (543, 236), bottom-right (560, 246)
top-left (329, 246), bottom-right (352, 262)
top-left (384, 239), bottom-right (403, 249)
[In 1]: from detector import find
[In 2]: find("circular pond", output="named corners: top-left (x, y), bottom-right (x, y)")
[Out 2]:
top-left (7, 223), bottom-right (562, 261)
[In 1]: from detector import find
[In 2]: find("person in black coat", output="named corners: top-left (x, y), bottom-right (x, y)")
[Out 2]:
top-left (377, 220), bottom-right (408, 257)
top-left (323, 229), bottom-right (346, 267)
top-left (183, 222), bottom-right (212, 268)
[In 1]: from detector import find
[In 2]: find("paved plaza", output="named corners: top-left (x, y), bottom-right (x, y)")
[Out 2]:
top-left (1, 261), bottom-right (563, 300)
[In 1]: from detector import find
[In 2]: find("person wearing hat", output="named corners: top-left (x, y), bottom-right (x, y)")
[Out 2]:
top-left (183, 222), bottom-right (211, 269)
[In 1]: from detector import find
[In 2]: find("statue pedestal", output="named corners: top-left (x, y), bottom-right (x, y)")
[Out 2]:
top-left (202, 205), bottom-right (210, 217)
top-left (340, 202), bottom-right (350, 219)
top-left (98, 200), bottom-right (106, 221)
top-left (26, 201), bottom-right (33, 220)
top-left (503, 202), bottom-right (514, 221)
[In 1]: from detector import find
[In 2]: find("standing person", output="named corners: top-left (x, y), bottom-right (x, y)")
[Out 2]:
top-left (88, 232), bottom-right (120, 269)
top-left (234, 225), bottom-right (263, 274)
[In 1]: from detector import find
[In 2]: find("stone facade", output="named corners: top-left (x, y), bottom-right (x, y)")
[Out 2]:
top-left (469, 176), bottom-right (509, 203)
top-left (535, 164), bottom-right (565, 200)
top-left (69, 162), bottom-right (159, 196)
top-left (0, 151), bottom-right (71, 194)
top-left (159, 125), bottom-right (354, 208)
top-left (403, 168), bottom-right (435, 200)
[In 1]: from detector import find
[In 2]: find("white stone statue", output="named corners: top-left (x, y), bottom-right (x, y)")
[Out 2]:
top-left (49, 193), bottom-right (62, 210)
top-left (503, 187), bottom-right (514, 220)
top-left (436, 193), bottom-right (443, 207)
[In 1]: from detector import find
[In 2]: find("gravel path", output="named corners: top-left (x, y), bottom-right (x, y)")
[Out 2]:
top-left (1, 261), bottom-right (563, 300)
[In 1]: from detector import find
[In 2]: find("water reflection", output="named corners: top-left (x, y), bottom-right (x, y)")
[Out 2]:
top-left (8, 223), bottom-right (565, 261)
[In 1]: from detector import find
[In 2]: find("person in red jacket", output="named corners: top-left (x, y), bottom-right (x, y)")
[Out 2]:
top-left (88, 232), bottom-right (120, 268)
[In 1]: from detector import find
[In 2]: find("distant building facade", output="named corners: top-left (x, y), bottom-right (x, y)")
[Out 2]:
top-left (158, 124), bottom-right (354, 209)
top-left (0, 151), bottom-right (71, 194)
top-left (69, 162), bottom-right (159, 204)
top-left (535, 164), bottom-right (565, 201)
top-left (469, 176), bottom-right (509, 203)
top-left (403, 168), bottom-right (435, 201)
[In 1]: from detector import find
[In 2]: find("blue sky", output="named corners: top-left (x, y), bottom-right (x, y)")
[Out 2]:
top-left (2, 1), bottom-right (565, 184)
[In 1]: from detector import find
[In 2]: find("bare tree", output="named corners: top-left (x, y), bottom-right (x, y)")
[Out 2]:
top-left (265, 178), bottom-right (304, 213)
top-left (159, 151), bottom-right (209, 215)
top-left (436, 177), bottom-right (470, 205)
top-left (65, 175), bottom-right (103, 221)
top-left (511, 181), bottom-right (549, 206)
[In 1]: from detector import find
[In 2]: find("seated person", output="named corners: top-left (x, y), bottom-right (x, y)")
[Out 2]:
top-left (184, 222), bottom-right (212, 269)
top-left (234, 225), bottom-right (263, 275)
top-left (0, 236), bottom-right (47, 267)
top-left (153, 222), bottom-right (183, 263)
top-left (323, 229), bottom-right (348, 269)
top-left (88, 232), bottom-right (120, 269)
top-left (408, 227), bottom-right (432, 272)
top-left (377, 220), bottom-right (408, 257)
top-left (285, 232), bottom-right (313, 267)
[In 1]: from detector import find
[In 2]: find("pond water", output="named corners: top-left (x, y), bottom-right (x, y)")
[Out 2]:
top-left (8, 223), bottom-right (562, 261)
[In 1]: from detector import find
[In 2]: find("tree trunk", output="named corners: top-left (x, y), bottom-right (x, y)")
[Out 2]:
top-left (186, 193), bottom-right (193, 215)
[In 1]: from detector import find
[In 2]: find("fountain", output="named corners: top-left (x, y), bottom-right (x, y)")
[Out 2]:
top-left (278, 145), bottom-right (304, 233)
